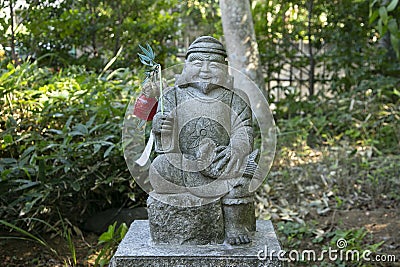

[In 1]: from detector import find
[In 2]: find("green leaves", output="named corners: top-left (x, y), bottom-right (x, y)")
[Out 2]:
top-left (3, 134), bottom-right (13, 145)
top-left (387, 0), bottom-right (399, 11)
top-left (98, 222), bottom-right (128, 244)
top-left (69, 123), bottom-right (89, 136)
top-left (96, 222), bottom-right (128, 266)
top-left (137, 43), bottom-right (164, 113)
top-left (370, 0), bottom-right (400, 58)
top-left (138, 44), bottom-right (156, 66)
top-left (137, 42), bottom-right (163, 103)
top-left (8, 0), bottom-right (180, 69)
top-left (379, 6), bottom-right (388, 25)
top-left (388, 17), bottom-right (399, 33)
top-left (138, 43), bottom-right (160, 84)
top-left (0, 219), bottom-right (58, 256)
top-left (0, 62), bottom-right (139, 235)
top-left (390, 32), bottom-right (400, 57)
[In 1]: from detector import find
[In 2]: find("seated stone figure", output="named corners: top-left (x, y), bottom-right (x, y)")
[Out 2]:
top-left (148, 36), bottom-right (260, 245)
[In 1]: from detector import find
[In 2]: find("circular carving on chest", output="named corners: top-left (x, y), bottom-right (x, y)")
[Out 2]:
top-left (179, 117), bottom-right (229, 154)
top-left (199, 129), bottom-right (207, 137)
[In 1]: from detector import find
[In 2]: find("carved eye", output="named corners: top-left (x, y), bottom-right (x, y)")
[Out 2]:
top-left (210, 62), bottom-right (222, 70)
top-left (192, 61), bottom-right (202, 67)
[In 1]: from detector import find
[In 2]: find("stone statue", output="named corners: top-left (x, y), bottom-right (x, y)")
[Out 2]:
top-left (146, 36), bottom-right (261, 246)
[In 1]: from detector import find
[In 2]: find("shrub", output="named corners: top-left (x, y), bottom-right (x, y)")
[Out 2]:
top-left (0, 61), bottom-right (145, 230)
top-left (275, 73), bottom-right (400, 154)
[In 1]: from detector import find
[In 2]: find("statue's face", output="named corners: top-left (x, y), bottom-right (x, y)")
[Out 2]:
top-left (183, 53), bottom-right (228, 93)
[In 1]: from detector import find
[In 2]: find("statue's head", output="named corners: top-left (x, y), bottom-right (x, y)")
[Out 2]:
top-left (176, 36), bottom-right (233, 93)
top-left (186, 36), bottom-right (227, 63)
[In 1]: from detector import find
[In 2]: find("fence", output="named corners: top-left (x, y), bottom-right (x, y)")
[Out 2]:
top-left (263, 39), bottom-right (332, 101)
top-left (174, 37), bottom-right (333, 101)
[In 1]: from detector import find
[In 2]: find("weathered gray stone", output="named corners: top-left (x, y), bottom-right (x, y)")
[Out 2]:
top-left (148, 36), bottom-right (261, 245)
top-left (147, 195), bottom-right (224, 245)
top-left (110, 220), bottom-right (283, 267)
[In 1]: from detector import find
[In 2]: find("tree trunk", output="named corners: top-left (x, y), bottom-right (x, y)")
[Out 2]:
top-left (219, 0), bottom-right (265, 95)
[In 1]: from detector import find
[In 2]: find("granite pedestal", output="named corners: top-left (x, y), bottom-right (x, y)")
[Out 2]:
top-left (110, 220), bottom-right (282, 267)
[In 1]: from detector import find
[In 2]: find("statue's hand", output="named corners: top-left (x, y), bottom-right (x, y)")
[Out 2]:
top-left (213, 146), bottom-right (244, 174)
top-left (196, 139), bottom-right (215, 165)
top-left (152, 113), bottom-right (174, 134)
top-left (141, 79), bottom-right (167, 98)
top-left (141, 81), bottom-right (159, 98)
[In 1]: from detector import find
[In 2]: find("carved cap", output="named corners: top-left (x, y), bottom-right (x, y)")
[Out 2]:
top-left (186, 36), bottom-right (227, 58)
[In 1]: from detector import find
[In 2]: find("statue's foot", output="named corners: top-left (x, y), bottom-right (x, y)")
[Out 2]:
top-left (226, 233), bottom-right (251, 245)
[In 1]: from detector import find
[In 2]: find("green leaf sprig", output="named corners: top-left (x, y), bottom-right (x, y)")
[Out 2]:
top-left (138, 44), bottom-right (164, 114)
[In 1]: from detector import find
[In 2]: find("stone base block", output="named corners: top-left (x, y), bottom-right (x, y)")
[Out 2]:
top-left (110, 220), bottom-right (283, 267)
top-left (147, 195), bottom-right (225, 245)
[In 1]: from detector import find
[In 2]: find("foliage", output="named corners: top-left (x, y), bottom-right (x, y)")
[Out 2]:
top-left (180, 0), bottom-right (223, 39)
top-left (1, 0), bottom-right (180, 69)
top-left (277, 222), bottom-right (385, 266)
top-left (138, 43), bottom-right (160, 84)
top-left (0, 213), bottom-right (80, 265)
top-left (0, 0), bottom-right (229, 70)
top-left (326, 228), bottom-right (384, 266)
top-left (253, 1), bottom-right (400, 154)
top-left (329, 227), bottom-right (384, 254)
top-left (0, 60), bottom-right (145, 231)
top-left (94, 221), bottom-right (128, 267)
top-left (253, 0), bottom-right (399, 97)
top-left (0, 219), bottom-right (58, 256)
top-left (277, 221), bottom-right (316, 249)
top-left (369, 0), bottom-right (400, 58)
top-left (275, 76), bottom-right (400, 154)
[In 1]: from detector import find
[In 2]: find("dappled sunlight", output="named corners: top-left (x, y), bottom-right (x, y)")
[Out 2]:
top-left (277, 143), bottom-right (324, 167)
top-left (365, 223), bottom-right (389, 233)
top-left (256, 140), bottom-right (400, 226)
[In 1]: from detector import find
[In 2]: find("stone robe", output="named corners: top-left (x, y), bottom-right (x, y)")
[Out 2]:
top-left (150, 83), bottom-right (254, 200)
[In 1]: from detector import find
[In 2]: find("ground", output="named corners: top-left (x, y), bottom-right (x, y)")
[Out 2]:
top-left (0, 231), bottom-right (98, 267)
top-left (0, 208), bottom-right (398, 266)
